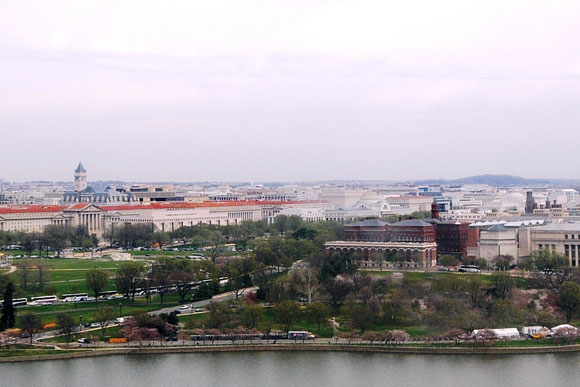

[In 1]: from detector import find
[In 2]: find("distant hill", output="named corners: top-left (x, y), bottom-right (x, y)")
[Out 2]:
top-left (414, 174), bottom-right (580, 187)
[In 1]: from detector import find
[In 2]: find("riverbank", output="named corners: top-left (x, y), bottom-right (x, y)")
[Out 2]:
top-left (4, 342), bottom-right (580, 363)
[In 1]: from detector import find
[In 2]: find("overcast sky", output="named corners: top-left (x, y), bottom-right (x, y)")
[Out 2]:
top-left (1, 1), bottom-right (579, 182)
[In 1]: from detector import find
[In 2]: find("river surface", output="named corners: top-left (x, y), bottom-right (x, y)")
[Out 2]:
top-left (1, 351), bottom-right (580, 387)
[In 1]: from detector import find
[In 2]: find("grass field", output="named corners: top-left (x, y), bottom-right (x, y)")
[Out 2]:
top-left (14, 293), bottom-right (184, 328)
top-left (4, 258), bottom-right (149, 297)
top-left (179, 305), bottom-right (428, 339)
top-left (44, 325), bottom-right (127, 344)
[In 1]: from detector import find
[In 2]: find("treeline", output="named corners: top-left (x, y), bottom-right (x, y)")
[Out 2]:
top-left (0, 226), bottom-right (98, 257)
top-left (185, 249), bottom-right (580, 339)
top-left (1, 216), bottom-right (344, 256)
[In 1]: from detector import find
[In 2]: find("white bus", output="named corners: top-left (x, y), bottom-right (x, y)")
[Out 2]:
top-left (11, 298), bottom-right (28, 307)
top-left (458, 265), bottom-right (481, 273)
top-left (62, 293), bottom-right (89, 302)
top-left (30, 295), bottom-right (58, 305)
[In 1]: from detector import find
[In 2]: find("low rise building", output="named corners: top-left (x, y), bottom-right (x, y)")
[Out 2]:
top-left (477, 225), bottom-right (518, 263)
top-left (530, 223), bottom-right (580, 267)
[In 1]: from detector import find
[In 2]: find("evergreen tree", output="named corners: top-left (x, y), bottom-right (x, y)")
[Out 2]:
top-left (0, 282), bottom-right (16, 330)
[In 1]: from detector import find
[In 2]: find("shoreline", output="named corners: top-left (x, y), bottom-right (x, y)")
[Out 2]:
top-left (3, 343), bottom-right (580, 363)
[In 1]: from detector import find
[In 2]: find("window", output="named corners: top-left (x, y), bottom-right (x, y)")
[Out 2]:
top-left (565, 234), bottom-right (569, 239)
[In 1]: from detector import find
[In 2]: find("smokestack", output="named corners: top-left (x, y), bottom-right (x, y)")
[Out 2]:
top-left (431, 202), bottom-right (440, 220)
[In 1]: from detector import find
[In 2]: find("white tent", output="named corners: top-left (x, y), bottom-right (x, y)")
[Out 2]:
top-left (472, 328), bottom-right (520, 339)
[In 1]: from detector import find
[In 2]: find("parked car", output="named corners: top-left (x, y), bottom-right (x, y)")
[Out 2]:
top-left (77, 338), bottom-right (91, 344)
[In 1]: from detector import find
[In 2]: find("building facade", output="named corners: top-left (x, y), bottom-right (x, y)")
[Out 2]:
top-left (530, 223), bottom-right (580, 267)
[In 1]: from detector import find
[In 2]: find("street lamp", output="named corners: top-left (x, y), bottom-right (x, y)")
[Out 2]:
top-left (79, 315), bottom-right (83, 331)
top-left (119, 303), bottom-right (122, 318)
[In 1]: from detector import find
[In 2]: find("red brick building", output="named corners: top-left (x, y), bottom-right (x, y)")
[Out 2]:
top-left (344, 219), bottom-right (388, 242)
top-left (435, 221), bottom-right (469, 257)
top-left (389, 219), bottom-right (436, 243)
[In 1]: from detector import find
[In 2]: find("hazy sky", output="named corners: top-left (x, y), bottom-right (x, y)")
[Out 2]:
top-left (1, 1), bottom-right (579, 182)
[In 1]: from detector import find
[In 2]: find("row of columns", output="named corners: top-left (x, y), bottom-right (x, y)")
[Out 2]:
top-left (79, 213), bottom-right (101, 232)
top-left (327, 246), bottom-right (437, 267)
top-left (564, 244), bottom-right (579, 267)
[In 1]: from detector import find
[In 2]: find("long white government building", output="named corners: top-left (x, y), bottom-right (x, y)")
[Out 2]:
top-left (0, 200), bottom-right (320, 236)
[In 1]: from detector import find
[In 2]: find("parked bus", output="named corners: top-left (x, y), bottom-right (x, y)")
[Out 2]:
top-left (458, 265), bottom-right (481, 273)
top-left (30, 295), bottom-right (58, 305)
top-left (1, 298), bottom-right (28, 307)
top-left (62, 293), bottom-right (89, 302)
top-left (13, 298), bottom-right (28, 307)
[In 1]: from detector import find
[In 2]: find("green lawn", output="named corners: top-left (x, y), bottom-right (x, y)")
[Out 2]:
top-left (10, 258), bottom-right (132, 269)
top-left (44, 325), bottom-right (126, 344)
top-left (179, 306), bottom-right (427, 339)
top-left (15, 293), bottom-right (185, 328)
top-left (4, 258), bottom-right (149, 297)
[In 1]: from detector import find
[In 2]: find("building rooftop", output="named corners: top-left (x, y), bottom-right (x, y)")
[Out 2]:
top-left (391, 219), bottom-right (433, 227)
top-left (75, 162), bottom-right (86, 173)
top-left (533, 223), bottom-right (580, 232)
top-left (345, 219), bottom-right (388, 227)
top-left (485, 224), bottom-right (511, 232)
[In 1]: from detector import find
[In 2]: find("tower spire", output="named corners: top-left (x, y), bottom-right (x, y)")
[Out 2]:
top-left (74, 162), bottom-right (87, 192)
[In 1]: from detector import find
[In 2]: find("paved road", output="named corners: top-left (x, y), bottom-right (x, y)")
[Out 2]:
top-left (1, 265), bottom-right (17, 275)
top-left (150, 287), bottom-right (258, 316)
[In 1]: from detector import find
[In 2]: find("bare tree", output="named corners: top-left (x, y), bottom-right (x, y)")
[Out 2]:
top-left (95, 306), bottom-right (117, 340)
top-left (20, 313), bottom-right (43, 345)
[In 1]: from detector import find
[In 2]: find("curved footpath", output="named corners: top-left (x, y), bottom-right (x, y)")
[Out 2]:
top-left (3, 343), bottom-right (580, 363)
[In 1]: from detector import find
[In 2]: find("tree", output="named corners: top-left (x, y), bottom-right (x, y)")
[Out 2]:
top-left (139, 277), bottom-right (155, 305)
top-left (351, 305), bottom-right (374, 333)
top-left (558, 281), bottom-right (580, 323)
top-left (56, 313), bottom-right (76, 343)
top-left (240, 303), bottom-right (263, 329)
top-left (20, 313), bottom-right (43, 345)
top-left (465, 277), bottom-right (485, 306)
top-left (301, 267), bottom-right (319, 305)
top-left (274, 215), bottom-right (289, 236)
top-left (226, 258), bottom-right (257, 300)
top-left (20, 233), bottom-right (37, 258)
top-left (36, 262), bottom-right (50, 290)
top-left (170, 270), bottom-right (193, 303)
top-left (492, 272), bottom-right (513, 300)
top-left (0, 282), bottom-right (15, 331)
top-left (43, 225), bottom-right (69, 257)
top-left (305, 302), bottom-right (331, 333)
top-left (207, 231), bottom-right (225, 263)
top-left (151, 259), bottom-right (172, 305)
top-left (272, 300), bottom-right (302, 332)
top-left (493, 255), bottom-right (515, 271)
top-left (86, 268), bottom-right (109, 303)
top-left (95, 306), bottom-right (117, 340)
top-left (323, 277), bottom-right (352, 309)
top-left (115, 262), bottom-right (143, 301)
top-left (18, 259), bottom-right (33, 291)
top-left (531, 250), bottom-right (572, 289)
top-left (438, 254), bottom-right (457, 268)
top-left (205, 302), bottom-right (232, 330)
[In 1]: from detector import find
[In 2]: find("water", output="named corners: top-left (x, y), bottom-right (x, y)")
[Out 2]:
top-left (1, 351), bottom-right (579, 387)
